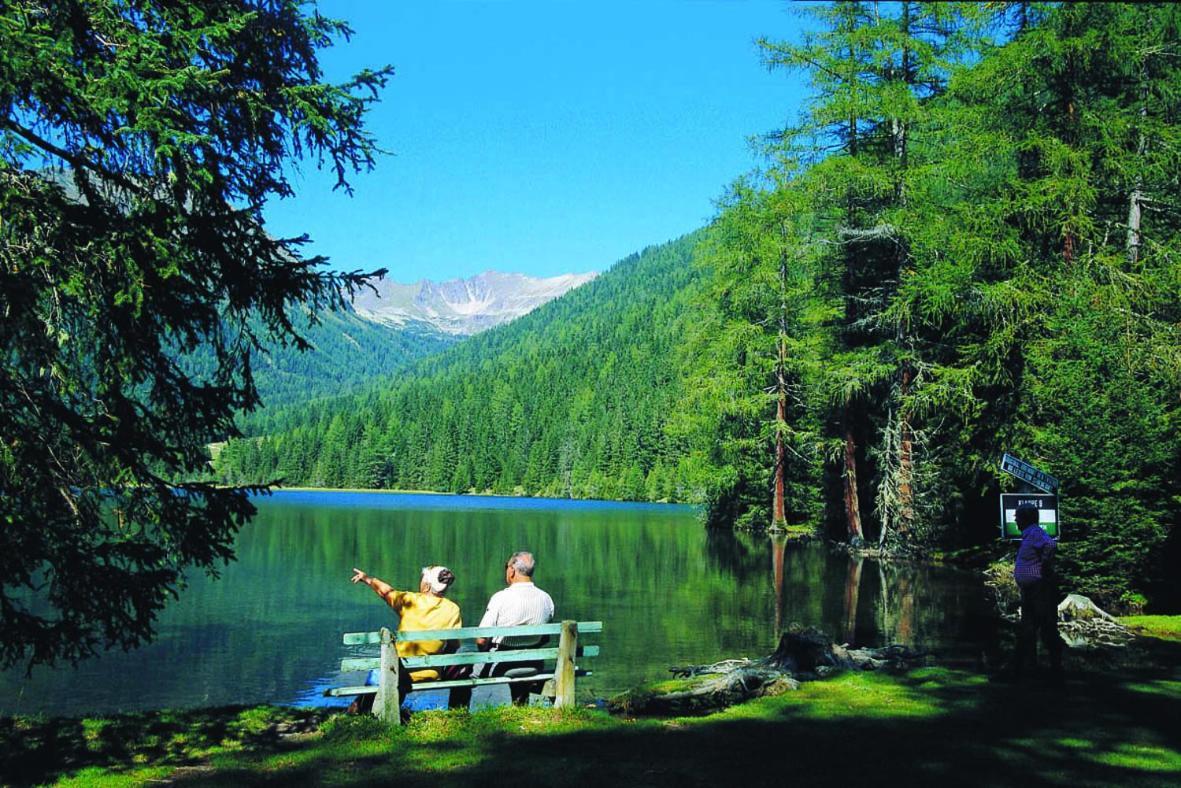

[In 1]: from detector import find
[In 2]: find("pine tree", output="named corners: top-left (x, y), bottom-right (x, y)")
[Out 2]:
top-left (0, 0), bottom-right (388, 667)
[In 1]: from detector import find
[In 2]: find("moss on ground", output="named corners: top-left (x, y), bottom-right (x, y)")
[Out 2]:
top-left (5, 666), bottom-right (1181, 787)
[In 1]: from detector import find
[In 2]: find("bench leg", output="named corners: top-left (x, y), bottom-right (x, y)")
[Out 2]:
top-left (376, 628), bottom-right (402, 724)
top-left (554, 620), bottom-right (578, 708)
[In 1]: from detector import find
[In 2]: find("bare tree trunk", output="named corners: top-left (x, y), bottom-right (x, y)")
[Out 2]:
top-left (772, 251), bottom-right (789, 528)
top-left (1128, 81), bottom-right (1147, 265)
top-left (1127, 187), bottom-right (1143, 264)
top-left (843, 403), bottom-right (864, 543)
top-left (897, 357), bottom-right (915, 532)
top-left (773, 347), bottom-right (787, 527)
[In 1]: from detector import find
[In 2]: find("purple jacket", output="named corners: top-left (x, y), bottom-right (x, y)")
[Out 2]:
top-left (1014, 524), bottom-right (1057, 587)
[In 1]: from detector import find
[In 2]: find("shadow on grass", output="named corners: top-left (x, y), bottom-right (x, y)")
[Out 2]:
top-left (0, 705), bottom-right (325, 786)
top-left (183, 660), bottom-right (1181, 788)
top-left (5, 658), bottom-right (1180, 788)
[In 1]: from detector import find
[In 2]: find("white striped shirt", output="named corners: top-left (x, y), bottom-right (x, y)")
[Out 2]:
top-left (479, 582), bottom-right (555, 647)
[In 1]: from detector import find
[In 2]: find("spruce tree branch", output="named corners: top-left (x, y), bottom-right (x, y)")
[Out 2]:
top-left (0, 119), bottom-right (145, 196)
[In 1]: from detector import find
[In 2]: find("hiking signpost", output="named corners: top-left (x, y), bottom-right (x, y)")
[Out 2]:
top-left (999, 453), bottom-right (1061, 539)
top-left (1000, 453), bottom-right (1059, 493)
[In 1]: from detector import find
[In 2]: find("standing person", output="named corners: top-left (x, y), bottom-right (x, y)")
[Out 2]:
top-left (349, 565), bottom-right (462, 713)
top-left (476, 551), bottom-right (556, 705)
top-left (1012, 502), bottom-right (1065, 682)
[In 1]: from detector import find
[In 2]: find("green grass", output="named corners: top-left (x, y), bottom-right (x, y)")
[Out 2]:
top-left (5, 667), bottom-right (1181, 786)
top-left (1121, 616), bottom-right (1181, 642)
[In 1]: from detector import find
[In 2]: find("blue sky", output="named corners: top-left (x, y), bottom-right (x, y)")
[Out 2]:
top-left (263, 1), bottom-right (810, 281)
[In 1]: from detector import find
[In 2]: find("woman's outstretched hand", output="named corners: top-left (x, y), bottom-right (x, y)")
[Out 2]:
top-left (351, 568), bottom-right (368, 585)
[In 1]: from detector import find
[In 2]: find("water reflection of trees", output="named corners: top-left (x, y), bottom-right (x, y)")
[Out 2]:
top-left (2, 501), bottom-right (995, 716)
top-left (751, 535), bottom-right (992, 657)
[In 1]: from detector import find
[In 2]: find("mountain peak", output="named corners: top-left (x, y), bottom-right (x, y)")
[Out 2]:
top-left (351, 270), bottom-right (597, 335)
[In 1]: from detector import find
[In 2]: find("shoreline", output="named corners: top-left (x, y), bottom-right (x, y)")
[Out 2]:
top-left (255, 485), bottom-right (692, 508)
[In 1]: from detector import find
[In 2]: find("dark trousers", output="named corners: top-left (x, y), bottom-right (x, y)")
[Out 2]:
top-left (448, 643), bottom-right (547, 709)
top-left (1016, 579), bottom-right (1064, 676)
top-left (491, 658), bottom-right (545, 705)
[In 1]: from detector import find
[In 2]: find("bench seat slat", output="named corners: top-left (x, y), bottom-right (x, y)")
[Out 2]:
top-left (340, 645), bottom-right (599, 673)
top-left (326, 669), bottom-right (592, 697)
top-left (342, 621), bottom-right (602, 645)
top-left (429, 670), bottom-right (590, 690)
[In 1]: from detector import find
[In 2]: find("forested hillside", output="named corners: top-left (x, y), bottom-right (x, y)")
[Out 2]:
top-left (216, 233), bottom-right (706, 499)
top-left (215, 311), bottom-right (454, 415)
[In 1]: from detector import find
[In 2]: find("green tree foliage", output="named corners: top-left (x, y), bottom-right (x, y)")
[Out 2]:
top-left (697, 2), bottom-right (1180, 605)
top-left (673, 179), bottom-right (831, 530)
top-left (0, 1), bottom-right (388, 667)
top-left (216, 234), bottom-right (708, 501)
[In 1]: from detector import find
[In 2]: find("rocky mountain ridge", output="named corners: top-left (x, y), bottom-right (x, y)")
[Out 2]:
top-left (351, 270), bottom-right (597, 335)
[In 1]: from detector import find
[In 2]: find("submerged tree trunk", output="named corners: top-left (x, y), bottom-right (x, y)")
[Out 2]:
top-left (843, 555), bottom-right (864, 644)
top-left (771, 533), bottom-right (787, 634)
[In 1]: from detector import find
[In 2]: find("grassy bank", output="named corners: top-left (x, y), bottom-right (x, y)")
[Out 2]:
top-left (5, 664), bottom-right (1181, 787)
top-left (1121, 616), bottom-right (1181, 642)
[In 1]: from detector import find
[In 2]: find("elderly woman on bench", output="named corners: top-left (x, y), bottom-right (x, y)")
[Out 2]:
top-left (348, 565), bottom-right (464, 713)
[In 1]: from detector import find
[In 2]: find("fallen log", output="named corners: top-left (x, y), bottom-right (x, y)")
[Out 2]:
top-left (609, 624), bottom-right (926, 716)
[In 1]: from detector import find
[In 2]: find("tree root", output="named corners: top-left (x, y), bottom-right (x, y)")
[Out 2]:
top-left (610, 624), bottom-right (927, 716)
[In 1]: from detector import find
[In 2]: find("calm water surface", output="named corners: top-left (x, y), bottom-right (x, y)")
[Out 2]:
top-left (1, 491), bottom-right (995, 716)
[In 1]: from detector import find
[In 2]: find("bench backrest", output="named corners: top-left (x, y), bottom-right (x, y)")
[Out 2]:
top-left (341, 621), bottom-right (601, 673)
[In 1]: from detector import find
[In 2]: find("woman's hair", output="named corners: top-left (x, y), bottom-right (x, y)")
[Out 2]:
top-left (422, 565), bottom-right (455, 594)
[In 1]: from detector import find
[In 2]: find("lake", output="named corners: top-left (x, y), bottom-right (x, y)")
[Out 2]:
top-left (0, 491), bottom-right (997, 717)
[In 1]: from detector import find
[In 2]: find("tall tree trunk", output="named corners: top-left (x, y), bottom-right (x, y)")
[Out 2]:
top-left (773, 377), bottom-right (787, 527)
top-left (897, 340), bottom-right (915, 532)
top-left (772, 250), bottom-right (789, 528)
top-left (840, 12), bottom-right (864, 546)
top-left (893, 1), bottom-right (915, 540)
top-left (843, 400), bottom-right (864, 543)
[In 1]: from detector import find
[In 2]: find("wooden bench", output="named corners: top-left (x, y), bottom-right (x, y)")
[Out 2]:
top-left (327, 620), bottom-right (602, 722)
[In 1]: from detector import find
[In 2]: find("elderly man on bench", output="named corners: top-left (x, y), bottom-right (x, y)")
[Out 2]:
top-left (475, 550), bottom-right (556, 705)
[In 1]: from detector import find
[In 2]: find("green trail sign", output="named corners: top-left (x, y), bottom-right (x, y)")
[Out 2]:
top-left (1000, 453), bottom-right (1059, 493)
top-left (999, 493), bottom-right (1060, 539)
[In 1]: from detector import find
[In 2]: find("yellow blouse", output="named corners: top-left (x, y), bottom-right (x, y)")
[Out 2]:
top-left (383, 590), bottom-right (462, 681)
